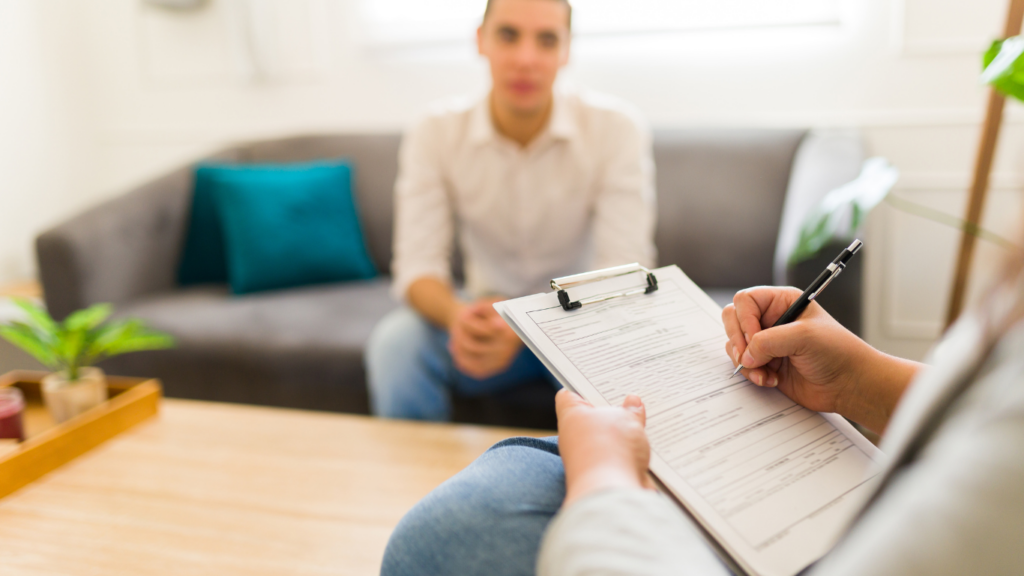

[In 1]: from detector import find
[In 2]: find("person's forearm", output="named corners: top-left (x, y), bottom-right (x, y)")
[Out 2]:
top-left (539, 490), bottom-right (722, 576)
top-left (838, 345), bottom-right (923, 435)
top-left (407, 277), bottom-right (464, 330)
top-left (564, 466), bottom-right (645, 508)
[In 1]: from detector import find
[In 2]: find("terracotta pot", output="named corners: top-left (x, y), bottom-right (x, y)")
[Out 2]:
top-left (41, 367), bottom-right (108, 424)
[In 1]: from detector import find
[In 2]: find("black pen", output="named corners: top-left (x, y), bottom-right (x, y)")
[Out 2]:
top-left (731, 239), bottom-right (863, 377)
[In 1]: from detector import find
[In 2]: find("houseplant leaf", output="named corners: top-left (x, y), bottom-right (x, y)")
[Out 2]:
top-left (58, 328), bottom-right (87, 380)
top-left (0, 323), bottom-right (58, 368)
top-left (789, 158), bottom-right (900, 265)
top-left (82, 318), bottom-right (175, 363)
top-left (101, 331), bottom-right (176, 356)
top-left (84, 319), bottom-right (142, 363)
top-left (63, 303), bottom-right (113, 332)
top-left (11, 298), bottom-right (58, 338)
top-left (2, 298), bottom-right (174, 423)
top-left (3, 298), bottom-right (174, 382)
top-left (789, 210), bottom-right (840, 265)
top-left (982, 37), bottom-right (1024, 102)
top-left (86, 319), bottom-right (138, 352)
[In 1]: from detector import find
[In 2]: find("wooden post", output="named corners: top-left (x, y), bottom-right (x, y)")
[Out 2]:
top-left (945, 0), bottom-right (1024, 328)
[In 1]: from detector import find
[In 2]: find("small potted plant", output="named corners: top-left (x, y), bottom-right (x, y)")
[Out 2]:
top-left (0, 299), bottom-right (174, 423)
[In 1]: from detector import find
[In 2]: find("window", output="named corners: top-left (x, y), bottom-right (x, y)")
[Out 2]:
top-left (359, 0), bottom-right (843, 48)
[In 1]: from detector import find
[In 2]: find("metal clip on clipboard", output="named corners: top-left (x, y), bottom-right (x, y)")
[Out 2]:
top-left (550, 263), bottom-right (659, 312)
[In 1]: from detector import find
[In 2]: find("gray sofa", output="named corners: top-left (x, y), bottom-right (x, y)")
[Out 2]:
top-left (36, 129), bottom-right (864, 428)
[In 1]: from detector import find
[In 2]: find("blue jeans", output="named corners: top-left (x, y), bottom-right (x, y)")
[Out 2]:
top-left (381, 436), bottom-right (565, 576)
top-left (382, 437), bottom-right (737, 576)
top-left (366, 307), bottom-right (558, 420)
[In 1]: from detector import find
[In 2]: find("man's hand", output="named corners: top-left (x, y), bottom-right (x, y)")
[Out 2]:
top-left (448, 297), bottom-right (523, 380)
top-left (556, 389), bottom-right (654, 507)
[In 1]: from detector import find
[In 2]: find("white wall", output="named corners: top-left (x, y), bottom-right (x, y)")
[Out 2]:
top-left (2, 0), bottom-right (1021, 360)
top-left (0, 1), bottom-right (96, 282)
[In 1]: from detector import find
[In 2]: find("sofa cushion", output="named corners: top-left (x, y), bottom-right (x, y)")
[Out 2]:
top-left (653, 129), bottom-right (806, 289)
top-left (704, 288), bottom-right (741, 310)
top-left (102, 279), bottom-right (398, 411)
top-left (208, 161), bottom-right (377, 294)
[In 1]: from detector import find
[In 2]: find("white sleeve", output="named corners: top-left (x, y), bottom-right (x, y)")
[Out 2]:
top-left (806, 375), bottom-right (1024, 576)
top-left (537, 489), bottom-right (731, 576)
top-left (390, 117), bottom-right (455, 301)
top-left (591, 113), bottom-right (657, 271)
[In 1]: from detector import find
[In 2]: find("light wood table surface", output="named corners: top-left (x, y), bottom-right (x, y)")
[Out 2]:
top-left (0, 280), bottom-right (42, 299)
top-left (0, 399), bottom-right (547, 575)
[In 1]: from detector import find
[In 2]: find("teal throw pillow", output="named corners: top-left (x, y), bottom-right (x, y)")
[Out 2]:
top-left (203, 161), bottom-right (377, 294)
top-left (178, 166), bottom-right (231, 285)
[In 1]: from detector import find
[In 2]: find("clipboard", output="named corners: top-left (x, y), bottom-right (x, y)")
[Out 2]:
top-left (495, 264), bottom-right (884, 576)
top-left (551, 262), bottom-right (659, 311)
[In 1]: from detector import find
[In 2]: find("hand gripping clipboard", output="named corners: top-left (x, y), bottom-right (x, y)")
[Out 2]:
top-left (550, 263), bottom-right (659, 311)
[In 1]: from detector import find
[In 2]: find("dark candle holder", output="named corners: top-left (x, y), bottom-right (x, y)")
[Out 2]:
top-left (0, 387), bottom-right (25, 443)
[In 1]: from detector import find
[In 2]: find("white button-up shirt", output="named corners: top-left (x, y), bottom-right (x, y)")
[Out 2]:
top-left (391, 89), bottom-right (657, 300)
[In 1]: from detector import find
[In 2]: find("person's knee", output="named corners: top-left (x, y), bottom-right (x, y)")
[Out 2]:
top-left (382, 437), bottom-right (564, 576)
top-left (366, 308), bottom-right (448, 418)
top-left (367, 309), bottom-right (426, 370)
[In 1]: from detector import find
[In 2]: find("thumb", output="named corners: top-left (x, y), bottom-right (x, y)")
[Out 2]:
top-left (740, 322), bottom-right (807, 368)
top-left (555, 388), bottom-right (591, 418)
top-left (622, 394), bottom-right (646, 427)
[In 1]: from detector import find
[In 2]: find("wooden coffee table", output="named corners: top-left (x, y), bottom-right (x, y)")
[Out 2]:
top-left (0, 399), bottom-right (547, 575)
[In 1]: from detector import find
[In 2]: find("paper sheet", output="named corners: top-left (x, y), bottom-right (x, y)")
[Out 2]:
top-left (495, 265), bottom-right (883, 576)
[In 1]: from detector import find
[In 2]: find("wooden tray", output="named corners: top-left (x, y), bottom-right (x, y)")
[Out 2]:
top-left (0, 370), bottom-right (161, 499)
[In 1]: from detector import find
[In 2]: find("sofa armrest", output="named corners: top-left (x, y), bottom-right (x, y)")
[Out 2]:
top-left (773, 129), bottom-right (866, 285)
top-left (36, 167), bottom-right (196, 319)
top-left (774, 129), bottom-right (866, 334)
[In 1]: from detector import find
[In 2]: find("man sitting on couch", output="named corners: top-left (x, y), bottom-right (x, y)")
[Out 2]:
top-left (366, 0), bottom-right (656, 421)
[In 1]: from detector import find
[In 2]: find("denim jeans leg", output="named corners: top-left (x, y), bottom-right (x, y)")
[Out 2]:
top-left (366, 307), bottom-right (454, 420)
top-left (381, 437), bottom-right (563, 576)
top-left (367, 307), bottom-right (559, 420)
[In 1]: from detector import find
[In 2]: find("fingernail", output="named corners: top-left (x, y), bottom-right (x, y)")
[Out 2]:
top-left (769, 376), bottom-right (778, 387)
top-left (743, 332), bottom-right (750, 344)
top-left (741, 350), bottom-right (754, 366)
top-left (755, 373), bottom-right (764, 386)
top-left (729, 345), bottom-right (736, 362)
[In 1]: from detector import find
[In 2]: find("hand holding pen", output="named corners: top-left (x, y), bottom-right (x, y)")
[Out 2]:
top-left (722, 239), bottom-right (920, 431)
top-left (727, 239), bottom-right (863, 379)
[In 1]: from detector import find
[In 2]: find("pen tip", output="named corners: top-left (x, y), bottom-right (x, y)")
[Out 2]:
top-left (731, 365), bottom-right (743, 377)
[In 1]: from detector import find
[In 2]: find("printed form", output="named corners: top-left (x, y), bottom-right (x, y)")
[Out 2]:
top-left (495, 265), bottom-right (884, 576)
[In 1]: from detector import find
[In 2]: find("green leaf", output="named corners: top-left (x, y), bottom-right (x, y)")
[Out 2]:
top-left (11, 298), bottom-right (58, 335)
top-left (789, 158), bottom-right (899, 266)
top-left (87, 319), bottom-right (138, 351)
top-left (984, 39), bottom-right (1003, 69)
top-left (59, 328), bottom-right (86, 369)
top-left (64, 303), bottom-right (113, 332)
top-left (850, 202), bottom-right (865, 232)
top-left (83, 319), bottom-right (140, 364)
top-left (5, 297), bottom-right (175, 368)
top-left (982, 36), bottom-right (1024, 102)
top-left (790, 211), bottom-right (839, 265)
top-left (101, 332), bottom-right (176, 356)
top-left (0, 323), bottom-right (58, 368)
top-left (82, 318), bottom-right (174, 364)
